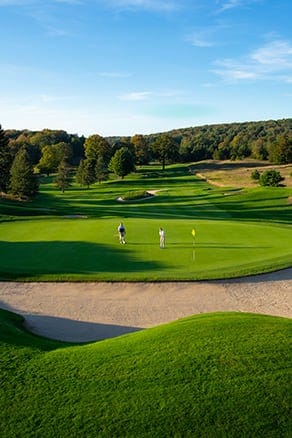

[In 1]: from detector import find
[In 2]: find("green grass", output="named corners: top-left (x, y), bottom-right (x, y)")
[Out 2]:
top-left (0, 309), bottom-right (291, 437)
top-left (0, 163), bottom-right (291, 280)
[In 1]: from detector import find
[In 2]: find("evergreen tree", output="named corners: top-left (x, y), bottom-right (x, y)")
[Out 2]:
top-left (9, 147), bottom-right (39, 198)
top-left (109, 147), bottom-right (135, 179)
top-left (0, 124), bottom-right (13, 193)
top-left (76, 159), bottom-right (96, 188)
top-left (95, 155), bottom-right (109, 183)
top-left (55, 161), bottom-right (71, 193)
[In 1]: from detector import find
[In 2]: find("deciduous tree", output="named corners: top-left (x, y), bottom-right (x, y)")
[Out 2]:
top-left (37, 145), bottom-right (59, 175)
top-left (84, 134), bottom-right (112, 165)
top-left (269, 134), bottom-right (292, 164)
top-left (109, 147), bottom-right (135, 179)
top-left (152, 134), bottom-right (179, 170)
top-left (131, 134), bottom-right (150, 165)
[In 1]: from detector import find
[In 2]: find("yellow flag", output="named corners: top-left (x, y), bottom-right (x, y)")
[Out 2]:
top-left (192, 228), bottom-right (196, 238)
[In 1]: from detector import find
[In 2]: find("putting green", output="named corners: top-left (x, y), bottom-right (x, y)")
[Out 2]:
top-left (0, 217), bottom-right (291, 280)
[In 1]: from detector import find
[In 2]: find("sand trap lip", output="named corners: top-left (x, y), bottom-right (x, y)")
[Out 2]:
top-left (0, 268), bottom-right (291, 343)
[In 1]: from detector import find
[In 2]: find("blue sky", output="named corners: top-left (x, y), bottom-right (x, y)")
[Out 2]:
top-left (0, 0), bottom-right (291, 136)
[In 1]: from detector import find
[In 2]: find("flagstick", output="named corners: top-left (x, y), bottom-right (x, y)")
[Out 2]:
top-left (191, 229), bottom-right (196, 261)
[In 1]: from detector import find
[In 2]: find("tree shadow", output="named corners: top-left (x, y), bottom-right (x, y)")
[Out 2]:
top-left (0, 241), bottom-right (166, 279)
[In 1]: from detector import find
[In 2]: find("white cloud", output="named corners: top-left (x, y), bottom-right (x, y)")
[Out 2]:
top-left (0, 0), bottom-right (81, 4)
top-left (218, 0), bottom-right (241, 11)
top-left (99, 71), bottom-right (131, 78)
top-left (212, 39), bottom-right (292, 82)
top-left (251, 40), bottom-right (292, 68)
top-left (186, 31), bottom-right (214, 48)
top-left (0, 0), bottom-right (35, 4)
top-left (217, 0), bottom-right (261, 12)
top-left (55, 0), bottom-right (83, 4)
top-left (104, 0), bottom-right (181, 12)
top-left (118, 89), bottom-right (184, 101)
top-left (119, 91), bottom-right (152, 101)
top-left (185, 23), bottom-right (231, 48)
top-left (212, 66), bottom-right (258, 81)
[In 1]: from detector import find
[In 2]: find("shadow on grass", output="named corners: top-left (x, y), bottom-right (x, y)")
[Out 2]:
top-left (0, 241), bottom-right (166, 277)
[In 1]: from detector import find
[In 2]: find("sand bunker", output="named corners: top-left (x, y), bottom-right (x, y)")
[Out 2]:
top-left (0, 268), bottom-right (291, 343)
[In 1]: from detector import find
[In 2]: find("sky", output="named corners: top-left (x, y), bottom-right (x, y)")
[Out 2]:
top-left (0, 0), bottom-right (291, 137)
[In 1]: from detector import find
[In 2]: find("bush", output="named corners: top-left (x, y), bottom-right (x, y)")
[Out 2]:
top-left (251, 169), bottom-right (260, 181)
top-left (259, 169), bottom-right (284, 187)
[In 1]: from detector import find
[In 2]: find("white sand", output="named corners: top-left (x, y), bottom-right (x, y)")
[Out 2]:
top-left (0, 268), bottom-right (291, 343)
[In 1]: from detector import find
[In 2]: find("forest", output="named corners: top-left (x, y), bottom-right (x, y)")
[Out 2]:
top-left (0, 118), bottom-right (291, 199)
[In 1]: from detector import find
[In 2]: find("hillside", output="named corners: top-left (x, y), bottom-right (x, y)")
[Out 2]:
top-left (0, 309), bottom-right (291, 437)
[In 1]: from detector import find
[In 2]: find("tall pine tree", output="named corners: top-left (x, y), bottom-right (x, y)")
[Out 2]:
top-left (55, 161), bottom-right (71, 193)
top-left (0, 124), bottom-right (13, 193)
top-left (76, 159), bottom-right (96, 188)
top-left (9, 147), bottom-right (39, 198)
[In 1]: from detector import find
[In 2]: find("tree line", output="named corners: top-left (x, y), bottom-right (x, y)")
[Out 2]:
top-left (0, 118), bottom-right (291, 199)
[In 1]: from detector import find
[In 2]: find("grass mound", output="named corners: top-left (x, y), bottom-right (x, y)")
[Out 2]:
top-left (0, 309), bottom-right (291, 437)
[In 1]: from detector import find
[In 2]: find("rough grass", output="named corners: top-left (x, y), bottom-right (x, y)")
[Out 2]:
top-left (0, 309), bottom-right (291, 437)
top-left (192, 159), bottom-right (292, 188)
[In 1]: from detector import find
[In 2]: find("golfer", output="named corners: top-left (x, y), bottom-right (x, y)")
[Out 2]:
top-left (118, 222), bottom-right (126, 244)
top-left (159, 227), bottom-right (165, 248)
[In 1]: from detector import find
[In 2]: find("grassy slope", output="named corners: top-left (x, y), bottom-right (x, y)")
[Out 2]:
top-left (0, 163), bottom-right (291, 280)
top-left (192, 159), bottom-right (292, 188)
top-left (0, 309), bottom-right (291, 437)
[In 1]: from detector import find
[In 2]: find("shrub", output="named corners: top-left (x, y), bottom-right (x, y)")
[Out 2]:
top-left (251, 169), bottom-right (260, 181)
top-left (259, 169), bottom-right (284, 187)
